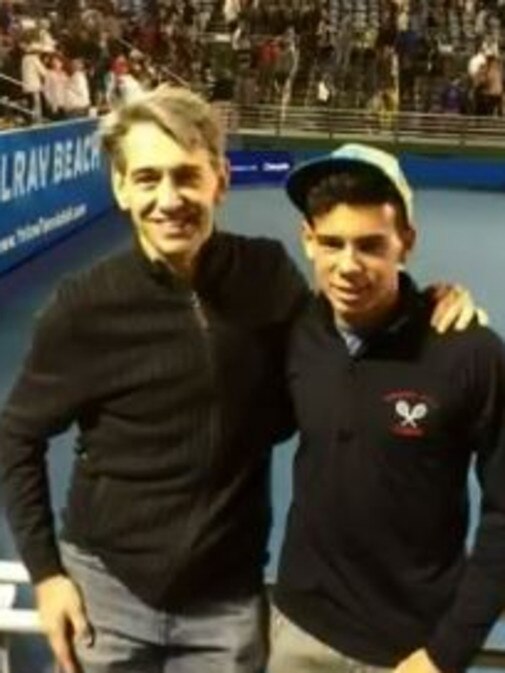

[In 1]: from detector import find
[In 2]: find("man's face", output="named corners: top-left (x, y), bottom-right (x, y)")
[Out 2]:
top-left (302, 202), bottom-right (415, 329)
top-left (112, 120), bottom-right (228, 275)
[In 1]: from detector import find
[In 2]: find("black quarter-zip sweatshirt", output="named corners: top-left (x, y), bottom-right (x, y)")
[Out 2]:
top-left (0, 230), bottom-right (308, 608)
top-left (275, 278), bottom-right (505, 673)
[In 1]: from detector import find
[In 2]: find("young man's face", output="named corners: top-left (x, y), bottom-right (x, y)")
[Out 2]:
top-left (302, 202), bottom-right (415, 329)
top-left (112, 120), bottom-right (228, 275)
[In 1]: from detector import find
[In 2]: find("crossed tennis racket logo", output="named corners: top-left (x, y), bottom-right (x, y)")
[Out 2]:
top-left (395, 400), bottom-right (428, 428)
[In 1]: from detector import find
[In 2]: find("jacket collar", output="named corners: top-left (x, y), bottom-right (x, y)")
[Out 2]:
top-left (132, 228), bottom-right (225, 292)
top-left (316, 273), bottom-right (430, 348)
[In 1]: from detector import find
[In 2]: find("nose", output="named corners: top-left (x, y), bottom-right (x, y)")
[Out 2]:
top-left (338, 244), bottom-right (362, 274)
top-left (156, 175), bottom-right (183, 211)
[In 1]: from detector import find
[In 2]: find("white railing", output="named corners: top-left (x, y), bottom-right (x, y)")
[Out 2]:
top-left (215, 103), bottom-right (505, 148)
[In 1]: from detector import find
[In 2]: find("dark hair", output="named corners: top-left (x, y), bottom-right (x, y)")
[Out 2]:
top-left (304, 164), bottom-right (409, 231)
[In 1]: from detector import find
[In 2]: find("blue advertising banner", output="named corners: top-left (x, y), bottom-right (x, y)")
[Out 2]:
top-left (2, 135), bottom-right (504, 276)
top-left (228, 148), bottom-right (505, 190)
top-left (401, 152), bottom-right (505, 189)
top-left (0, 119), bottom-right (113, 274)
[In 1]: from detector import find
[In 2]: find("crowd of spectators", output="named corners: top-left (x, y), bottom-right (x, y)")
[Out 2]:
top-left (1, 0), bottom-right (505, 129)
top-left (0, 0), bottom-right (176, 127)
top-left (210, 0), bottom-right (505, 118)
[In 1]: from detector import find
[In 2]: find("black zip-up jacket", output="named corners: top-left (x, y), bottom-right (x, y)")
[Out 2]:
top-left (275, 278), bottom-right (505, 673)
top-left (0, 230), bottom-right (308, 608)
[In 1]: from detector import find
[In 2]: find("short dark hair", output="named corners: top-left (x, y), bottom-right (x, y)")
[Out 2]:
top-left (304, 164), bottom-right (409, 232)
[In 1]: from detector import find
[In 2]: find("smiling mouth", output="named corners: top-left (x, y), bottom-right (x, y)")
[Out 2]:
top-left (332, 284), bottom-right (365, 295)
top-left (153, 219), bottom-right (197, 236)
top-left (331, 285), bottom-right (370, 305)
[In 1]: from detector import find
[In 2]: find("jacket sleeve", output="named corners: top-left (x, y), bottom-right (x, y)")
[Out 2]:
top-left (427, 330), bottom-right (505, 673)
top-left (0, 284), bottom-right (85, 583)
top-left (265, 241), bottom-right (309, 444)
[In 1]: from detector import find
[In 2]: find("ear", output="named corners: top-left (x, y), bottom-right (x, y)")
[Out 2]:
top-left (399, 224), bottom-right (416, 264)
top-left (301, 220), bottom-right (316, 260)
top-left (111, 167), bottom-right (130, 212)
top-left (214, 158), bottom-right (230, 206)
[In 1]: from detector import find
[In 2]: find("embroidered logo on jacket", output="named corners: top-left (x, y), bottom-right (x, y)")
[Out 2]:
top-left (384, 391), bottom-right (435, 437)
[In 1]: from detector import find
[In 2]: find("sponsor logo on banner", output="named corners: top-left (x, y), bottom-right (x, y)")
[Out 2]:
top-left (228, 151), bottom-right (294, 185)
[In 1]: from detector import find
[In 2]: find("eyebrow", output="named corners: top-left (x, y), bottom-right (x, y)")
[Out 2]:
top-left (130, 164), bottom-right (203, 179)
top-left (315, 234), bottom-right (387, 249)
top-left (316, 233), bottom-right (385, 242)
top-left (130, 167), bottom-right (159, 179)
top-left (172, 164), bottom-right (203, 181)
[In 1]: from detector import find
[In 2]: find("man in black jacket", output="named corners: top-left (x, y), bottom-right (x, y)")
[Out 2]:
top-left (0, 85), bottom-right (308, 673)
top-left (0, 92), bottom-right (482, 673)
top-left (270, 144), bottom-right (505, 673)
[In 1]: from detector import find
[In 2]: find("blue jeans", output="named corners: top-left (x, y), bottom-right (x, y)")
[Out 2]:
top-left (60, 542), bottom-right (267, 673)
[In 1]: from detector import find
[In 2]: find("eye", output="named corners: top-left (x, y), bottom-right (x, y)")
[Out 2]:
top-left (356, 237), bottom-right (387, 255)
top-left (316, 235), bottom-right (344, 252)
top-left (133, 172), bottom-right (159, 189)
top-left (173, 166), bottom-right (202, 188)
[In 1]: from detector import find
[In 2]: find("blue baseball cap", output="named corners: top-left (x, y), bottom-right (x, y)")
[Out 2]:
top-left (285, 143), bottom-right (414, 223)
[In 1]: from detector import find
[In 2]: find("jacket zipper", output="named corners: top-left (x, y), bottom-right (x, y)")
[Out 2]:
top-left (188, 293), bottom-right (223, 529)
top-left (191, 291), bottom-right (209, 331)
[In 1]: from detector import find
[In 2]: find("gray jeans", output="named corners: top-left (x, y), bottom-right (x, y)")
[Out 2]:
top-left (268, 606), bottom-right (391, 673)
top-left (60, 542), bottom-right (267, 673)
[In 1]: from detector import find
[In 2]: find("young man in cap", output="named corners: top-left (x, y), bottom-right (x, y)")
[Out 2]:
top-left (0, 90), bottom-right (484, 673)
top-left (270, 144), bottom-right (505, 673)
